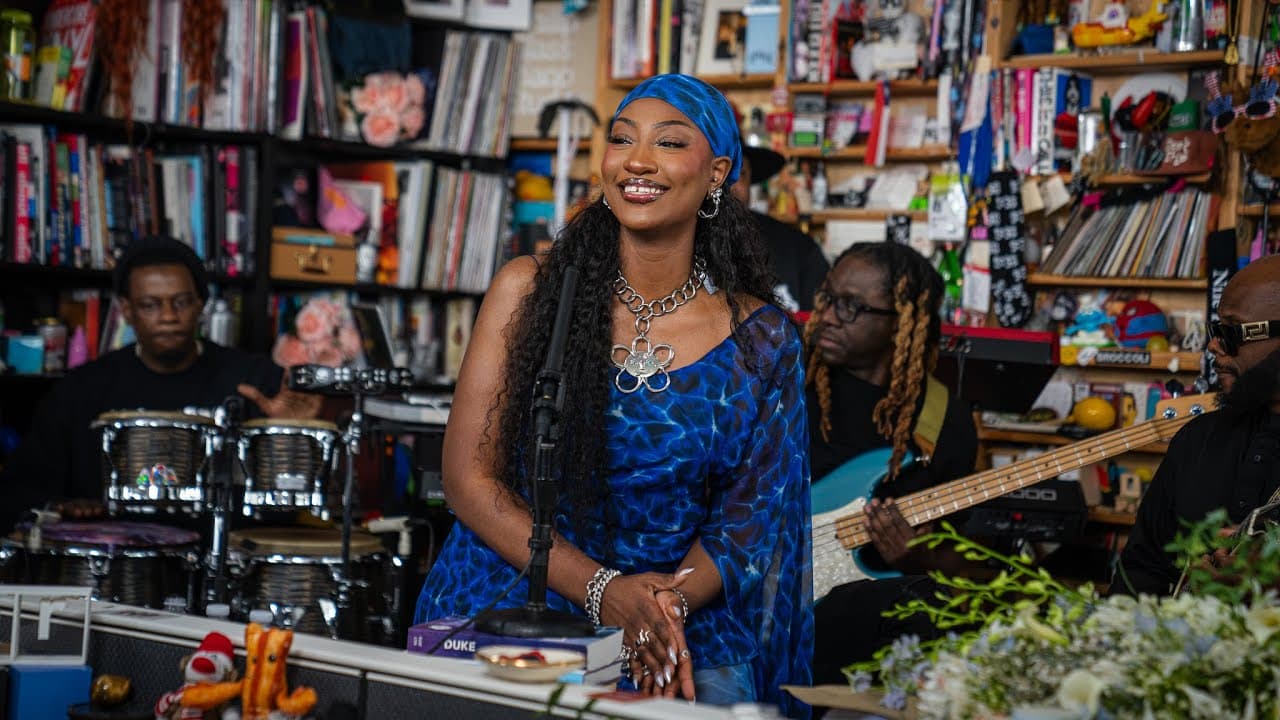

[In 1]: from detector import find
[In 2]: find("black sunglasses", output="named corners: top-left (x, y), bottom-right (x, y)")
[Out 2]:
top-left (1209, 320), bottom-right (1280, 356)
top-left (814, 287), bottom-right (895, 324)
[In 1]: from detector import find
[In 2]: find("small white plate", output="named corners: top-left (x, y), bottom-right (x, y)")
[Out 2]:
top-left (475, 645), bottom-right (586, 683)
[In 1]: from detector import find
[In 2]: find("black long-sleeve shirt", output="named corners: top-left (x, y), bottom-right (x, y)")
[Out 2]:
top-left (754, 211), bottom-right (830, 313)
top-left (1114, 410), bottom-right (1280, 596)
top-left (0, 342), bottom-right (280, 533)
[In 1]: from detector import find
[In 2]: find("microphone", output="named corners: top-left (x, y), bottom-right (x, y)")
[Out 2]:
top-left (533, 265), bottom-right (579, 441)
top-left (475, 264), bottom-right (593, 638)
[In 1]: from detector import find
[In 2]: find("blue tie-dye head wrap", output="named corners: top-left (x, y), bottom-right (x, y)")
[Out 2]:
top-left (612, 74), bottom-right (743, 186)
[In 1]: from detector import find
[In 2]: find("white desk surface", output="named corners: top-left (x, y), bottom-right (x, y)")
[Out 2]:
top-left (34, 599), bottom-right (742, 719)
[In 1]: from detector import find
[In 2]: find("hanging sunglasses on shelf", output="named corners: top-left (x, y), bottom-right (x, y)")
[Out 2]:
top-left (1208, 320), bottom-right (1280, 355)
top-left (1207, 51), bottom-right (1280, 134)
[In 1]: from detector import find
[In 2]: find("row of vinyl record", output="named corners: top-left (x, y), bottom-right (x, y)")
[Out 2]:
top-left (1040, 187), bottom-right (1213, 280)
top-left (0, 124), bottom-right (256, 277)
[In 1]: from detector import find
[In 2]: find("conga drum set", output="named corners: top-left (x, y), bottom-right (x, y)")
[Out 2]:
top-left (3, 364), bottom-right (414, 647)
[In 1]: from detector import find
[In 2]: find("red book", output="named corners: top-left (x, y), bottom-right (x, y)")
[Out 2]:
top-left (13, 142), bottom-right (32, 263)
top-left (39, 0), bottom-right (97, 111)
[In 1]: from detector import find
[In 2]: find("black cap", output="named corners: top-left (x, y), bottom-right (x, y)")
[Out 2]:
top-left (113, 235), bottom-right (210, 302)
top-left (741, 143), bottom-right (786, 184)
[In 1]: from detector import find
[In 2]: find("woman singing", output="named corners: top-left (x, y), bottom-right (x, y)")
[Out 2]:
top-left (414, 74), bottom-right (812, 716)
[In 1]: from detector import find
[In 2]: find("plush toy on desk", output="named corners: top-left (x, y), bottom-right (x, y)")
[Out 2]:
top-left (180, 624), bottom-right (317, 720)
top-left (154, 632), bottom-right (238, 720)
top-left (1207, 51), bottom-right (1280, 179)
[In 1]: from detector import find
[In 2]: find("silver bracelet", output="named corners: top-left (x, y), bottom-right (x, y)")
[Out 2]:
top-left (585, 567), bottom-right (621, 627)
top-left (670, 588), bottom-right (690, 621)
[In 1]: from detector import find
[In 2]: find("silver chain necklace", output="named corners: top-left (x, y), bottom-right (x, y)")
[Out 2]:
top-left (610, 256), bottom-right (705, 393)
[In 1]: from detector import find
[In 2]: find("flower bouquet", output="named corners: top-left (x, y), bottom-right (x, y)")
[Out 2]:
top-left (841, 512), bottom-right (1280, 719)
top-left (272, 298), bottom-right (362, 368)
top-left (345, 71), bottom-right (427, 147)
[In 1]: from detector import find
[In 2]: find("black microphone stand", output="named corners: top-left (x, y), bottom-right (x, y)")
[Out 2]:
top-left (476, 266), bottom-right (594, 638)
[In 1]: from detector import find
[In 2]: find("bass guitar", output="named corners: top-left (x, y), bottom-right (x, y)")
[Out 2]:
top-left (811, 394), bottom-right (1215, 601)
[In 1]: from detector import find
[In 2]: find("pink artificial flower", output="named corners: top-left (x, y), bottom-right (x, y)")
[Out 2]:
top-left (361, 109), bottom-right (401, 147)
top-left (338, 325), bottom-right (363, 361)
top-left (405, 73), bottom-right (426, 107)
top-left (272, 334), bottom-right (313, 368)
top-left (294, 302), bottom-right (332, 343)
top-left (313, 344), bottom-right (344, 367)
top-left (351, 85), bottom-right (379, 115)
top-left (314, 299), bottom-right (344, 325)
top-left (375, 73), bottom-right (409, 113)
top-left (401, 106), bottom-right (425, 139)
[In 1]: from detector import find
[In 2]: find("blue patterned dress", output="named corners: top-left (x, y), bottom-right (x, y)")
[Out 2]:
top-left (415, 304), bottom-right (813, 717)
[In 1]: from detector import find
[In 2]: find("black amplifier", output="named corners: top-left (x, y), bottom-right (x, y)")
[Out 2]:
top-left (960, 478), bottom-right (1087, 543)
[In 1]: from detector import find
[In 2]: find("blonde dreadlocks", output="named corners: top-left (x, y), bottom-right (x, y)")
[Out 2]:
top-left (804, 242), bottom-right (944, 481)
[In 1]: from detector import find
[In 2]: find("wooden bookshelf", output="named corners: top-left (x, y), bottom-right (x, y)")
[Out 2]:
top-left (268, 277), bottom-right (484, 299)
top-left (806, 208), bottom-right (928, 224)
top-left (997, 49), bottom-right (1224, 72)
top-left (607, 73), bottom-right (776, 90)
top-left (509, 138), bottom-right (591, 152)
top-left (0, 100), bottom-right (266, 145)
top-left (1026, 273), bottom-right (1208, 291)
top-left (1064, 350), bottom-right (1201, 372)
top-left (1087, 506), bottom-right (1138, 526)
top-left (1242, 204), bottom-right (1280, 217)
top-left (788, 79), bottom-right (939, 96)
top-left (786, 144), bottom-right (952, 162)
top-left (1095, 172), bottom-right (1212, 186)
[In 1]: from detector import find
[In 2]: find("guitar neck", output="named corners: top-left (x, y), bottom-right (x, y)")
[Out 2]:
top-left (834, 413), bottom-right (1194, 550)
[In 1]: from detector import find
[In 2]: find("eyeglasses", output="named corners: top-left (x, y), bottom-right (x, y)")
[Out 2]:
top-left (131, 294), bottom-right (200, 316)
top-left (1208, 320), bottom-right (1280, 356)
top-left (814, 287), bottom-right (895, 324)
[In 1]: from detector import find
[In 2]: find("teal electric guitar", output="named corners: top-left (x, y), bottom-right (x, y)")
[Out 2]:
top-left (811, 394), bottom-right (1214, 601)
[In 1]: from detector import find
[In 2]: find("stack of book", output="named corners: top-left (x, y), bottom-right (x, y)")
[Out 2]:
top-left (407, 615), bottom-right (624, 686)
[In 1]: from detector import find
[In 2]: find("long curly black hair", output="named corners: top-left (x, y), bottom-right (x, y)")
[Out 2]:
top-left (487, 193), bottom-right (777, 517)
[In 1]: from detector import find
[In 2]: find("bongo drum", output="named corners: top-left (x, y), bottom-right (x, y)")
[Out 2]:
top-left (15, 521), bottom-right (200, 608)
top-left (227, 527), bottom-right (388, 642)
top-left (236, 419), bottom-right (341, 518)
top-left (93, 410), bottom-right (217, 512)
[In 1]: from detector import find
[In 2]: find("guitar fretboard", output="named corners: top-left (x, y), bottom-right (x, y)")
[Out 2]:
top-left (833, 413), bottom-right (1195, 550)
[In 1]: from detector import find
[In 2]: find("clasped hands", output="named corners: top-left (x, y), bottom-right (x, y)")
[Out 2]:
top-left (598, 569), bottom-right (695, 699)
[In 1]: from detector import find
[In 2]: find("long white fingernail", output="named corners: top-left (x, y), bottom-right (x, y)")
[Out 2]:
top-left (664, 666), bottom-right (673, 684)
top-left (678, 567), bottom-right (694, 576)
top-left (655, 673), bottom-right (666, 688)
top-left (668, 646), bottom-right (677, 665)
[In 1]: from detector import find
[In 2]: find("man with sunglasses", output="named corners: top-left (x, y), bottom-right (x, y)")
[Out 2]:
top-left (805, 242), bottom-right (981, 685)
top-left (1114, 255), bottom-right (1280, 596)
top-left (0, 236), bottom-right (319, 533)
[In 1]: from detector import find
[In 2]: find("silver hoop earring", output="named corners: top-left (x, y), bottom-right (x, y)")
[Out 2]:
top-left (602, 195), bottom-right (611, 209)
top-left (697, 187), bottom-right (722, 219)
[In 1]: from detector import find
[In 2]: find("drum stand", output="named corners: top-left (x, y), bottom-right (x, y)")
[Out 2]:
top-left (331, 390), bottom-right (364, 635)
top-left (203, 400), bottom-right (241, 609)
top-left (286, 364), bottom-right (413, 641)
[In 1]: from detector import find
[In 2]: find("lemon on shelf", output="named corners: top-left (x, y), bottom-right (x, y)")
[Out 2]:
top-left (1067, 397), bottom-right (1117, 432)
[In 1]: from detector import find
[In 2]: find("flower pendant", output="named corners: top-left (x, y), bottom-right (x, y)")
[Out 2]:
top-left (611, 336), bottom-right (674, 393)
